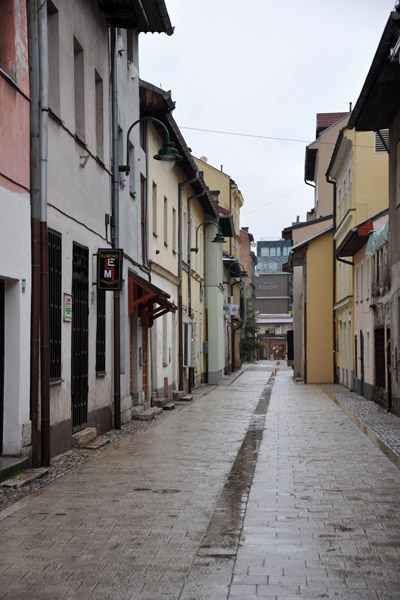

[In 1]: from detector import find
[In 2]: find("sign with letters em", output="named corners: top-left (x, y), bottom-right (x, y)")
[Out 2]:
top-left (97, 249), bottom-right (123, 291)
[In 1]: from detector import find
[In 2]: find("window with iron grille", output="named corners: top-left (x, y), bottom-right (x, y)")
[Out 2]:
top-left (96, 288), bottom-right (106, 373)
top-left (49, 230), bottom-right (62, 380)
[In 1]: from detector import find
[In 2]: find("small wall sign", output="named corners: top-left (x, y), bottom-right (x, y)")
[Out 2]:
top-left (64, 293), bottom-right (72, 322)
top-left (97, 249), bottom-right (123, 291)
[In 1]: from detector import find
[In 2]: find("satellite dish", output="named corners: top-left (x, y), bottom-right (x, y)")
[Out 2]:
top-left (199, 156), bottom-right (208, 163)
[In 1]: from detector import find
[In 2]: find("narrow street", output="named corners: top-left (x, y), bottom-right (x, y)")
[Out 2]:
top-left (1, 364), bottom-right (400, 600)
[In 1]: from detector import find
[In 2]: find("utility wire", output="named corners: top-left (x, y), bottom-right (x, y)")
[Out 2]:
top-left (180, 126), bottom-right (311, 144)
top-left (242, 185), bottom-right (305, 217)
top-left (179, 125), bottom-right (375, 148)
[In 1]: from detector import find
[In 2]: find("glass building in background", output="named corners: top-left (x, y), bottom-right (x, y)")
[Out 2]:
top-left (256, 239), bottom-right (291, 274)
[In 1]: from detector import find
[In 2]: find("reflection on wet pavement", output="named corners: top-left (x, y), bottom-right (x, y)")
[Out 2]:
top-left (179, 372), bottom-right (276, 599)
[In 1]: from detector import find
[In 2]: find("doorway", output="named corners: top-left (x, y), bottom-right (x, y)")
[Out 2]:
top-left (71, 244), bottom-right (89, 431)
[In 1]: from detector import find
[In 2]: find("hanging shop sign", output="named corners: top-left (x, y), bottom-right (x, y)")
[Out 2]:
top-left (97, 249), bottom-right (123, 291)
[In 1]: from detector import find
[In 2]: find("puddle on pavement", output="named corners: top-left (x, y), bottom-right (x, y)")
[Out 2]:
top-left (179, 372), bottom-right (275, 599)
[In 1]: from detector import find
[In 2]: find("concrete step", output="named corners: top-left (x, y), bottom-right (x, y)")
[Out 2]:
top-left (1, 467), bottom-right (49, 489)
top-left (153, 397), bottom-right (170, 408)
top-left (133, 407), bottom-right (163, 421)
top-left (131, 406), bottom-right (144, 417)
top-left (179, 394), bottom-right (193, 402)
top-left (172, 390), bottom-right (185, 400)
top-left (163, 402), bottom-right (175, 411)
top-left (0, 456), bottom-right (30, 481)
top-left (73, 427), bottom-right (97, 448)
top-left (81, 436), bottom-right (110, 450)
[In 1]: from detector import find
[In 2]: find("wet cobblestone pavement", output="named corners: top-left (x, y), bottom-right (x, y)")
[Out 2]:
top-left (322, 383), bottom-right (400, 462)
top-left (0, 363), bottom-right (399, 599)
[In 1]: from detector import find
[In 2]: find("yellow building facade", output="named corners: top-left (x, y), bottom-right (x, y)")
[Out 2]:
top-left (328, 128), bottom-right (388, 388)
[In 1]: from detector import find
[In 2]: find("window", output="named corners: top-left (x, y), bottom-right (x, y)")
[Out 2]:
top-left (172, 207), bottom-right (176, 252)
top-left (355, 266), bottom-right (359, 301)
top-left (260, 247), bottom-right (269, 257)
top-left (270, 247), bottom-right (276, 257)
top-left (360, 264), bottom-right (364, 302)
top-left (95, 70), bottom-right (103, 159)
top-left (74, 37), bottom-right (85, 141)
top-left (48, 230), bottom-right (62, 380)
top-left (198, 230), bottom-right (202, 276)
top-left (126, 29), bottom-right (133, 64)
top-left (269, 261), bottom-right (278, 272)
top-left (366, 258), bottom-right (370, 298)
top-left (141, 175), bottom-right (146, 264)
top-left (96, 289), bottom-right (106, 373)
top-left (183, 322), bottom-right (193, 367)
top-left (0, 0), bottom-right (16, 80)
top-left (348, 168), bottom-right (352, 208)
top-left (374, 129), bottom-right (389, 153)
top-left (164, 196), bottom-right (168, 245)
top-left (183, 209), bottom-right (187, 263)
top-left (47, 1), bottom-right (60, 114)
top-left (152, 182), bottom-right (157, 235)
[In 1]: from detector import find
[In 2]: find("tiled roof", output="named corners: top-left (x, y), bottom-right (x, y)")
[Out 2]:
top-left (316, 112), bottom-right (348, 138)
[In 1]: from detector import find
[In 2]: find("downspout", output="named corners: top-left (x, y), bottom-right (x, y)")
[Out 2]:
top-left (178, 172), bottom-right (199, 390)
top-left (327, 173), bottom-right (338, 383)
top-left (304, 179), bottom-right (316, 189)
top-left (38, 0), bottom-right (50, 466)
top-left (111, 28), bottom-right (121, 429)
top-left (187, 190), bottom-right (205, 393)
top-left (28, 0), bottom-right (40, 467)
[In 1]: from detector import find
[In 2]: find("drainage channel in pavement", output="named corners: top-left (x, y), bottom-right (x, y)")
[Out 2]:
top-left (178, 370), bottom-right (276, 600)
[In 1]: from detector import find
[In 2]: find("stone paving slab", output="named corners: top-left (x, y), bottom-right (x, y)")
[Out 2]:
top-left (230, 370), bottom-right (400, 600)
top-left (322, 383), bottom-right (400, 465)
top-left (0, 366), bottom-right (272, 599)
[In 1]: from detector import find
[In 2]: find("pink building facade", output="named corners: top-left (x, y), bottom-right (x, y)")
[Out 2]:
top-left (0, 0), bottom-right (32, 456)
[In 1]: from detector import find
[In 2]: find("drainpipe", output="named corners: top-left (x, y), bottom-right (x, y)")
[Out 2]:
top-left (28, 0), bottom-right (40, 467)
top-left (38, 0), bottom-right (50, 466)
top-left (187, 190), bottom-right (205, 393)
top-left (178, 172), bottom-right (199, 390)
top-left (111, 28), bottom-right (121, 429)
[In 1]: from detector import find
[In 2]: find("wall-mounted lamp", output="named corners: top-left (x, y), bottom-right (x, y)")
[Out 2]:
top-left (119, 116), bottom-right (182, 174)
top-left (191, 221), bottom-right (226, 253)
top-left (225, 261), bottom-right (249, 279)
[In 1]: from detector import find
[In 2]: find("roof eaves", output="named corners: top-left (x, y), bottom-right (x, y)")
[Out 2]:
top-left (348, 10), bottom-right (400, 131)
top-left (291, 225), bottom-right (333, 253)
top-left (326, 129), bottom-right (345, 179)
top-left (97, 0), bottom-right (173, 33)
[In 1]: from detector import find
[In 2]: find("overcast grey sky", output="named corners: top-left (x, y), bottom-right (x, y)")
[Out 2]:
top-left (139, 1), bottom-right (395, 242)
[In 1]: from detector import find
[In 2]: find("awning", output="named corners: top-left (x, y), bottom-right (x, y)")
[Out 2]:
top-left (366, 221), bottom-right (389, 255)
top-left (336, 219), bottom-right (373, 257)
top-left (128, 272), bottom-right (177, 327)
top-left (223, 258), bottom-right (241, 277)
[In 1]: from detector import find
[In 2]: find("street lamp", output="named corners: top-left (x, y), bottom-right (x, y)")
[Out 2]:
top-left (224, 261), bottom-right (249, 282)
top-left (191, 221), bottom-right (226, 253)
top-left (119, 116), bottom-right (182, 174)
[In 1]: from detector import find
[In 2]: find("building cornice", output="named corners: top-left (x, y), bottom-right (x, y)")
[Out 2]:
top-left (150, 262), bottom-right (180, 286)
top-left (334, 208), bottom-right (356, 243)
